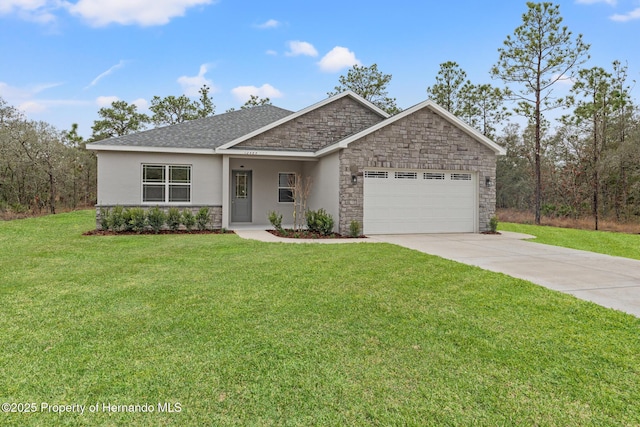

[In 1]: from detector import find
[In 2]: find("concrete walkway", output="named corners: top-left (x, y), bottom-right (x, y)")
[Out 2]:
top-left (371, 232), bottom-right (640, 318)
top-left (236, 229), bottom-right (640, 317)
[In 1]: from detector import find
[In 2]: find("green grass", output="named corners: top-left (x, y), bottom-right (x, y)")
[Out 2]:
top-left (1, 211), bottom-right (640, 426)
top-left (500, 222), bottom-right (640, 260)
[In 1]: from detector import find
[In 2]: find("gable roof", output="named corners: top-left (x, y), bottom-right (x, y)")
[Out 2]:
top-left (87, 105), bottom-right (294, 152)
top-left (316, 99), bottom-right (506, 156)
top-left (217, 91), bottom-right (390, 151)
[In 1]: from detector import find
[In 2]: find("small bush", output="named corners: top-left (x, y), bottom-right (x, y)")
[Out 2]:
top-left (349, 220), bottom-right (361, 238)
top-left (99, 207), bottom-right (110, 230)
top-left (489, 216), bottom-right (499, 233)
top-left (181, 209), bottom-right (196, 232)
top-left (196, 207), bottom-right (210, 231)
top-left (268, 211), bottom-right (283, 232)
top-left (127, 207), bottom-right (146, 233)
top-left (167, 207), bottom-right (181, 231)
top-left (147, 206), bottom-right (166, 234)
top-left (306, 208), bottom-right (334, 236)
top-left (108, 205), bottom-right (126, 232)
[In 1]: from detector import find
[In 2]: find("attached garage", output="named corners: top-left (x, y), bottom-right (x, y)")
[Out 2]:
top-left (363, 169), bottom-right (477, 234)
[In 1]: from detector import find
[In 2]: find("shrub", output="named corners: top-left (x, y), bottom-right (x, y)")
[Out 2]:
top-left (167, 207), bottom-right (181, 231)
top-left (268, 211), bottom-right (283, 232)
top-left (349, 220), bottom-right (361, 238)
top-left (306, 208), bottom-right (334, 236)
top-left (126, 207), bottom-right (146, 233)
top-left (489, 216), bottom-right (499, 233)
top-left (147, 206), bottom-right (166, 234)
top-left (181, 209), bottom-right (196, 232)
top-left (196, 207), bottom-right (210, 231)
top-left (108, 205), bottom-right (126, 232)
top-left (99, 207), bottom-right (110, 230)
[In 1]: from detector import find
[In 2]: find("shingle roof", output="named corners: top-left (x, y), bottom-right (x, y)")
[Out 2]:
top-left (89, 105), bottom-right (294, 149)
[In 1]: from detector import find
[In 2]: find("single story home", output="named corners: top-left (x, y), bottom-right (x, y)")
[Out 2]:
top-left (87, 91), bottom-right (505, 234)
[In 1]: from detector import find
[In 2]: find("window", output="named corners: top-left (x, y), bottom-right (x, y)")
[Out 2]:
top-left (424, 172), bottom-right (445, 180)
top-left (143, 164), bottom-right (191, 203)
top-left (278, 172), bottom-right (295, 203)
top-left (364, 171), bottom-right (388, 179)
top-left (451, 173), bottom-right (472, 181)
top-left (394, 171), bottom-right (417, 179)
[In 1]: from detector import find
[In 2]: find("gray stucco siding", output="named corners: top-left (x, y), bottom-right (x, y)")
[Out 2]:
top-left (96, 151), bottom-right (221, 206)
top-left (338, 108), bottom-right (497, 234)
top-left (303, 151), bottom-right (340, 224)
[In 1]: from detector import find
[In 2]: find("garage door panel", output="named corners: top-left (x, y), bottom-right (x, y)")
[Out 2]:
top-left (364, 169), bottom-right (476, 234)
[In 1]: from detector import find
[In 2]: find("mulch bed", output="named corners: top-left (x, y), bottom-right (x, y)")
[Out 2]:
top-left (268, 229), bottom-right (365, 239)
top-left (83, 229), bottom-right (234, 236)
top-left (481, 231), bottom-right (502, 235)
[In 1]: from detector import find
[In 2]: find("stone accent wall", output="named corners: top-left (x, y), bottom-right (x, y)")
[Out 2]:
top-left (338, 108), bottom-right (498, 234)
top-left (235, 96), bottom-right (384, 152)
top-left (95, 205), bottom-right (222, 230)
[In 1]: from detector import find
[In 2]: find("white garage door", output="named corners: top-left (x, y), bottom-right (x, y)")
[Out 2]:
top-left (363, 170), bottom-right (477, 234)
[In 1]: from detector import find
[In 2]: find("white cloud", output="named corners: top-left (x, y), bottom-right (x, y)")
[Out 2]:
top-left (0, 81), bottom-right (70, 114)
top-left (177, 64), bottom-right (216, 96)
top-left (66, 0), bottom-right (214, 27)
top-left (317, 46), bottom-right (361, 73)
top-left (85, 60), bottom-right (126, 89)
top-left (131, 98), bottom-right (148, 110)
top-left (256, 19), bottom-right (280, 29)
top-left (0, 0), bottom-right (57, 23)
top-left (285, 40), bottom-right (318, 57)
top-left (231, 84), bottom-right (283, 102)
top-left (611, 7), bottom-right (640, 21)
top-left (96, 95), bottom-right (119, 107)
top-left (265, 49), bottom-right (278, 56)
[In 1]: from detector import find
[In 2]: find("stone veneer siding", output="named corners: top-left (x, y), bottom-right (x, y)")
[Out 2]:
top-left (235, 96), bottom-right (384, 152)
top-left (95, 205), bottom-right (222, 230)
top-left (338, 108), bottom-right (497, 234)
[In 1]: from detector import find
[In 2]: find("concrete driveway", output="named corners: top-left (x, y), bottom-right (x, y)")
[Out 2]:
top-left (371, 232), bottom-right (640, 317)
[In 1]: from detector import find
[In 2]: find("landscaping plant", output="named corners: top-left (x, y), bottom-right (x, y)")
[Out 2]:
top-left (181, 209), bottom-right (196, 232)
top-left (306, 208), bottom-right (334, 235)
top-left (268, 211), bottom-right (283, 232)
top-left (146, 206), bottom-right (166, 233)
top-left (167, 207), bottom-right (182, 231)
top-left (349, 220), bottom-right (361, 238)
top-left (196, 207), bottom-right (210, 230)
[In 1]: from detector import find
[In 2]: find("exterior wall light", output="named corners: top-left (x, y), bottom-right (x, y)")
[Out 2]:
top-left (351, 174), bottom-right (358, 185)
top-left (485, 176), bottom-right (492, 187)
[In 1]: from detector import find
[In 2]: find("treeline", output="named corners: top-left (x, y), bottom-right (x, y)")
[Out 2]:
top-left (425, 3), bottom-right (640, 229)
top-left (0, 99), bottom-right (96, 215)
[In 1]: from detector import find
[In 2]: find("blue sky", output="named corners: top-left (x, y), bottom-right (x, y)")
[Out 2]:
top-left (1, 0), bottom-right (638, 138)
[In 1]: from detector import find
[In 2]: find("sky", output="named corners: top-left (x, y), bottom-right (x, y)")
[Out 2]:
top-left (1, 0), bottom-right (639, 138)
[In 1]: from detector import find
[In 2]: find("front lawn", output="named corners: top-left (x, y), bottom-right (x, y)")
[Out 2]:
top-left (500, 222), bottom-right (640, 260)
top-left (1, 211), bottom-right (639, 426)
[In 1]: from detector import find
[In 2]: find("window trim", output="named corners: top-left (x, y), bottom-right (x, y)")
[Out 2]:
top-left (278, 172), bottom-right (296, 203)
top-left (142, 164), bottom-right (192, 204)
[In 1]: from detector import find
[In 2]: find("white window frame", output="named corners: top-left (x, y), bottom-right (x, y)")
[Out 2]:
top-left (278, 172), bottom-right (296, 203)
top-left (142, 164), bottom-right (192, 204)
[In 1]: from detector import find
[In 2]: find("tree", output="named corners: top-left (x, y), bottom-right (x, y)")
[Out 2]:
top-left (91, 100), bottom-right (149, 140)
top-left (150, 84), bottom-right (216, 126)
top-left (328, 64), bottom-right (401, 115)
top-left (426, 61), bottom-right (468, 114)
top-left (458, 83), bottom-right (511, 139)
top-left (241, 95), bottom-right (272, 109)
top-left (491, 1), bottom-right (590, 224)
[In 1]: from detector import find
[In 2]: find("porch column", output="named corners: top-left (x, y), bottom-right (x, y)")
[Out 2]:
top-left (221, 154), bottom-right (230, 229)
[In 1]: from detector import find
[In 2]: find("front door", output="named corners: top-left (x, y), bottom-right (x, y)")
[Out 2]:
top-left (231, 170), bottom-right (252, 222)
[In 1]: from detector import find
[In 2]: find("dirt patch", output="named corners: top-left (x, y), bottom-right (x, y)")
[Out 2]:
top-left (83, 229), bottom-right (234, 236)
top-left (268, 229), bottom-right (365, 239)
top-left (497, 208), bottom-right (640, 234)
